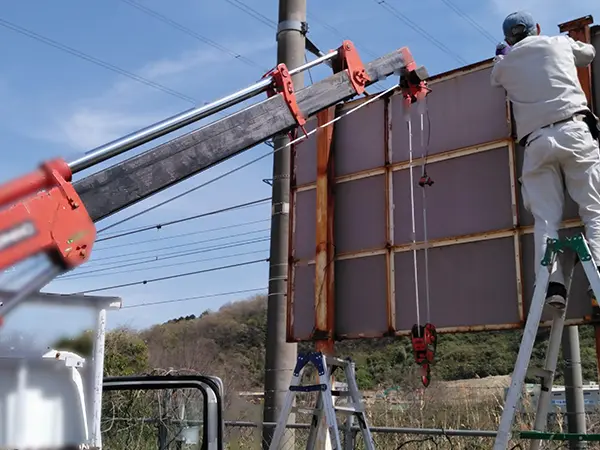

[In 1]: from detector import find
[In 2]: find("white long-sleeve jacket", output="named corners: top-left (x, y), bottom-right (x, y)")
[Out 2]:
top-left (491, 34), bottom-right (595, 142)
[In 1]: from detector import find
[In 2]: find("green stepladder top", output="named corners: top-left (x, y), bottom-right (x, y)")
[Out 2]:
top-left (540, 233), bottom-right (592, 266)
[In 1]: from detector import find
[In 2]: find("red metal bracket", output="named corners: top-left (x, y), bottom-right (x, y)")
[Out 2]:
top-left (263, 63), bottom-right (307, 137)
top-left (0, 158), bottom-right (96, 272)
top-left (399, 48), bottom-right (431, 110)
top-left (411, 323), bottom-right (437, 387)
top-left (335, 40), bottom-right (370, 95)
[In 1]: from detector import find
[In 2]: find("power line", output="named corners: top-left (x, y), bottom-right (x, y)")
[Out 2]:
top-left (438, 0), bottom-right (497, 44)
top-left (96, 148), bottom-right (275, 234)
top-left (104, 80), bottom-right (398, 243)
top-left (70, 85), bottom-right (398, 295)
top-left (119, 0), bottom-right (268, 71)
top-left (0, 17), bottom-right (197, 104)
top-left (71, 258), bottom-right (266, 294)
top-left (96, 197), bottom-right (271, 242)
top-left (304, 12), bottom-right (387, 91)
top-left (91, 228), bottom-right (269, 262)
top-left (373, 0), bottom-right (469, 66)
top-left (306, 12), bottom-right (379, 59)
top-left (94, 218), bottom-right (270, 251)
top-left (60, 249), bottom-right (268, 280)
top-left (93, 3), bottom-right (395, 235)
top-left (222, 1), bottom-right (387, 91)
top-left (223, 0), bottom-right (276, 28)
top-left (79, 236), bottom-right (270, 270)
top-left (121, 287), bottom-right (267, 309)
top-left (97, 169), bottom-right (270, 233)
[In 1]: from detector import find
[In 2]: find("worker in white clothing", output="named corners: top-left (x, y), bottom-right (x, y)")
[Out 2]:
top-left (490, 11), bottom-right (600, 313)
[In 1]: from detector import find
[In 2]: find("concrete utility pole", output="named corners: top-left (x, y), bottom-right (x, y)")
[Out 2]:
top-left (562, 326), bottom-right (587, 449)
top-left (262, 0), bottom-right (306, 448)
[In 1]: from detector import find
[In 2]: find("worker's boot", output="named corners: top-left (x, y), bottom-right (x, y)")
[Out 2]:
top-left (545, 282), bottom-right (567, 309)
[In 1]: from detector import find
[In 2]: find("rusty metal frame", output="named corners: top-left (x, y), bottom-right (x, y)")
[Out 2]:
top-left (295, 139), bottom-right (511, 192)
top-left (287, 18), bottom-right (600, 341)
top-left (313, 106), bottom-right (336, 351)
top-left (384, 95), bottom-right (397, 335)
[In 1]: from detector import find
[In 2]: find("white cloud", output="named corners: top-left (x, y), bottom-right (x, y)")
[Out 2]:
top-left (55, 108), bottom-right (166, 150)
top-left (39, 38), bottom-right (275, 151)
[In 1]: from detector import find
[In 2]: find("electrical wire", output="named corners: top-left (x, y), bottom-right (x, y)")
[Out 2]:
top-left (438, 0), bottom-right (497, 44)
top-left (0, 17), bottom-right (197, 104)
top-left (70, 258), bottom-right (267, 294)
top-left (58, 249), bottom-right (268, 280)
top-left (75, 236), bottom-right (270, 270)
top-left (67, 84), bottom-right (399, 298)
top-left (95, 166), bottom-right (270, 232)
top-left (94, 218), bottom-right (270, 250)
top-left (304, 12), bottom-right (386, 91)
top-left (223, 0), bottom-right (276, 28)
top-left (96, 197), bottom-right (271, 241)
top-left (121, 287), bottom-right (267, 309)
top-left (69, 75), bottom-right (399, 296)
top-left (119, 0), bottom-right (268, 71)
top-left (90, 228), bottom-right (269, 262)
top-left (223, 0), bottom-right (386, 90)
top-left (373, 0), bottom-right (469, 66)
top-left (86, 2), bottom-right (400, 236)
top-left (306, 12), bottom-right (379, 59)
top-left (98, 80), bottom-right (400, 234)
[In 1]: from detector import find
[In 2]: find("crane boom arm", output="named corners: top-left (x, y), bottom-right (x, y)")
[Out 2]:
top-left (73, 47), bottom-right (418, 222)
top-left (0, 42), bottom-right (429, 323)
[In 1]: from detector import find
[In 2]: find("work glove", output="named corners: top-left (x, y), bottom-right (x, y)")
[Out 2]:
top-left (495, 42), bottom-right (510, 56)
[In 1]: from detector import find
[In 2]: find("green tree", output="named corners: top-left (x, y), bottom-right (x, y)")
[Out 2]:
top-left (53, 327), bottom-right (149, 376)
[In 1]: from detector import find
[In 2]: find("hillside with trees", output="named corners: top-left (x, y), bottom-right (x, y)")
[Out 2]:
top-left (54, 294), bottom-right (600, 391)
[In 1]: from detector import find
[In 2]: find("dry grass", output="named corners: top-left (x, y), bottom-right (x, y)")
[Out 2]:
top-left (224, 376), bottom-right (600, 449)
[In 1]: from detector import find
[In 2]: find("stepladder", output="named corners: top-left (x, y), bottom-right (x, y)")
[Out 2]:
top-left (494, 233), bottom-right (600, 450)
top-left (268, 351), bottom-right (375, 450)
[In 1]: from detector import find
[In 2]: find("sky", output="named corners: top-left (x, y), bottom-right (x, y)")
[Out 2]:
top-left (0, 0), bottom-right (598, 347)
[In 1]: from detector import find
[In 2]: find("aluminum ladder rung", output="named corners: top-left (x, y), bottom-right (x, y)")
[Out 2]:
top-left (334, 405), bottom-right (364, 414)
top-left (526, 367), bottom-right (553, 381)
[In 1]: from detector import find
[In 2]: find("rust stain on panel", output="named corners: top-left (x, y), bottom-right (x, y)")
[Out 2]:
top-left (313, 106), bottom-right (336, 353)
top-left (384, 97), bottom-right (396, 334)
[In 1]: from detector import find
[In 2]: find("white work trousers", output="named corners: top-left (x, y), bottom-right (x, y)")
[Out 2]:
top-left (521, 118), bottom-right (600, 286)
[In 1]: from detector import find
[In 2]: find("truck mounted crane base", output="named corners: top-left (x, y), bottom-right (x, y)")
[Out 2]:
top-left (494, 233), bottom-right (600, 450)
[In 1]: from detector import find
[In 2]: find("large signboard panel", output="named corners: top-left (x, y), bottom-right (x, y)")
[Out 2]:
top-left (288, 39), bottom-right (599, 341)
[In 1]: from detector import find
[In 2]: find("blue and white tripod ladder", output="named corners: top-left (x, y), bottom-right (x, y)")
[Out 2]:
top-left (494, 233), bottom-right (600, 450)
top-left (269, 352), bottom-right (375, 450)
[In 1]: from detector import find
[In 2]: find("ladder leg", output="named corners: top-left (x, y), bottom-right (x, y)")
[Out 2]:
top-left (269, 357), bottom-right (305, 450)
top-left (494, 264), bottom-right (553, 450)
top-left (343, 361), bottom-right (375, 450)
top-left (320, 389), bottom-right (342, 449)
top-left (576, 234), bottom-right (600, 297)
top-left (306, 391), bottom-right (324, 449)
top-left (529, 254), bottom-right (577, 450)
